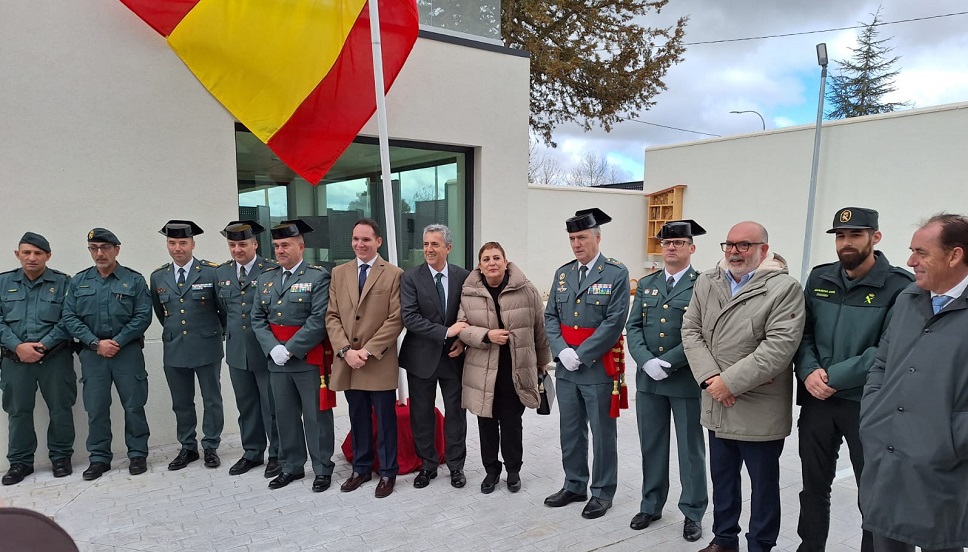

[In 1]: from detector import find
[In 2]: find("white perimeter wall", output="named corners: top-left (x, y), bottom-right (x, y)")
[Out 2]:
top-left (0, 0), bottom-right (529, 468)
top-left (525, 185), bottom-right (649, 294)
top-left (643, 102), bottom-right (968, 277)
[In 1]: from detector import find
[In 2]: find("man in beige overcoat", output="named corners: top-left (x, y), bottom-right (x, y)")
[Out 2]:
top-left (326, 218), bottom-right (404, 498)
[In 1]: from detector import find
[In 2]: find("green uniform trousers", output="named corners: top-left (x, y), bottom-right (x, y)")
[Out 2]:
top-left (270, 370), bottom-right (334, 476)
top-left (636, 391), bottom-right (707, 520)
top-left (556, 378), bottom-right (618, 500)
top-left (78, 346), bottom-right (149, 463)
top-left (228, 363), bottom-right (278, 461)
top-left (163, 362), bottom-right (223, 451)
top-left (1, 350), bottom-right (76, 465)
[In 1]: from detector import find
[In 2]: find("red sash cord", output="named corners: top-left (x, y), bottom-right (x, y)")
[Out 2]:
top-left (559, 325), bottom-right (624, 378)
top-left (269, 323), bottom-right (336, 410)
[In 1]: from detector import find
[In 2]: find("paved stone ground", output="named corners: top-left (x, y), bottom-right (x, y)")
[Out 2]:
top-left (2, 362), bottom-right (866, 552)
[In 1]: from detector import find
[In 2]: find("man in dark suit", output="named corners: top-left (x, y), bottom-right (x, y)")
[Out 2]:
top-left (149, 220), bottom-right (227, 471)
top-left (399, 224), bottom-right (470, 489)
top-left (215, 221), bottom-right (282, 478)
top-left (626, 220), bottom-right (708, 541)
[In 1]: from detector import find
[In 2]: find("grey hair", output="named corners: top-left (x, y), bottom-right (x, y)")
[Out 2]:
top-left (423, 224), bottom-right (453, 246)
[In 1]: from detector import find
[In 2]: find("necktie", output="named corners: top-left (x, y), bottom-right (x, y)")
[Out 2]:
top-left (282, 270), bottom-right (291, 286)
top-left (359, 264), bottom-right (369, 295)
top-left (932, 294), bottom-right (952, 314)
top-left (238, 266), bottom-right (247, 287)
top-left (578, 265), bottom-right (587, 287)
top-left (666, 275), bottom-right (675, 293)
top-left (177, 268), bottom-right (186, 286)
top-left (435, 272), bottom-right (446, 311)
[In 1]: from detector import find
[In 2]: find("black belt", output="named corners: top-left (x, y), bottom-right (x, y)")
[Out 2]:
top-left (1, 340), bottom-right (72, 362)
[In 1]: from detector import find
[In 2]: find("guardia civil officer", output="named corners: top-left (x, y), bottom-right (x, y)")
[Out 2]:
top-left (251, 220), bottom-right (334, 492)
top-left (625, 221), bottom-right (707, 541)
top-left (150, 220), bottom-right (227, 471)
top-left (544, 208), bottom-right (630, 520)
top-left (215, 221), bottom-right (282, 478)
top-left (793, 208), bottom-right (912, 552)
top-left (0, 232), bottom-right (75, 485)
top-left (62, 228), bottom-right (152, 480)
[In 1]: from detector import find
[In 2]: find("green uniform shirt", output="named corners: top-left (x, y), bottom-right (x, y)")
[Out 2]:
top-left (62, 264), bottom-right (152, 348)
top-left (0, 268), bottom-right (71, 352)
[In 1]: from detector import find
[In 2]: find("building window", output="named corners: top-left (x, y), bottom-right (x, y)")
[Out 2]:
top-left (236, 125), bottom-right (472, 271)
top-left (418, 0), bottom-right (501, 41)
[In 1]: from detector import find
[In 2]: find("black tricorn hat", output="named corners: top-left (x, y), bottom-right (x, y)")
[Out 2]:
top-left (221, 220), bottom-right (265, 240)
top-left (657, 220), bottom-right (706, 240)
top-left (827, 207), bottom-right (879, 233)
top-left (566, 208), bottom-right (612, 233)
top-left (159, 220), bottom-right (203, 238)
top-left (270, 219), bottom-right (314, 239)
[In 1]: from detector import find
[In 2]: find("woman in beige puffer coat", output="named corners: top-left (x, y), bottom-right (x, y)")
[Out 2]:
top-left (458, 242), bottom-right (552, 494)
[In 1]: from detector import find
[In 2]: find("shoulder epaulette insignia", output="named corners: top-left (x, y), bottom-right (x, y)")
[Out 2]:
top-left (262, 265), bottom-right (280, 272)
top-left (606, 258), bottom-right (625, 268)
top-left (557, 260), bottom-right (578, 271)
top-left (47, 268), bottom-right (69, 277)
top-left (219, 259), bottom-right (234, 267)
top-left (152, 263), bottom-right (171, 273)
top-left (199, 260), bottom-right (219, 268)
top-left (0, 268), bottom-right (17, 276)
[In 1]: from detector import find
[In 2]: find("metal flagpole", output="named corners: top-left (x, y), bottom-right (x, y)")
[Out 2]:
top-left (368, 0), bottom-right (399, 267)
top-left (367, 0), bottom-right (408, 402)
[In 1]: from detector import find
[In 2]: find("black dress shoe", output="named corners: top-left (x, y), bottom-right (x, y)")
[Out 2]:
top-left (168, 449), bottom-right (199, 471)
top-left (52, 458), bottom-right (72, 478)
top-left (340, 471), bottom-right (372, 492)
top-left (450, 470), bottom-right (466, 488)
top-left (203, 449), bottom-right (220, 468)
top-left (544, 488), bottom-right (587, 507)
top-left (264, 457), bottom-right (282, 479)
top-left (630, 512), bottom-right (662, 530)
top-left (683, 517), bottom-right (703, 542)
top-left (82, 462), bottom-right (110, 481)
top-left (229, 458), bottom-right (263, 476)
top-left (506, 472), bottom-right (521, 493)
top-left (312, 475), bottom-right (331, 492)
top-left (2, 463), bottom-right (34, 485)
top-left (581, 497), bottom-right (612, 519)
top-left (413, 469), bottom-right (437, 489)
top-left (480, 472), bottom-right (500, 494)
top-left (129, 457), bottom-right (147, 476)
top-left (268, 471), bottom-right (305, 490)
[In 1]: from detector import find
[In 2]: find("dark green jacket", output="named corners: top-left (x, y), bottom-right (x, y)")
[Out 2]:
top-left (150, 258), bottom-right (226, 368)
top-left (62, 264), bottom-right (152, 348)
top-left (0, 268), bottom-right (71, 352)
top-left (626, 267), bottom-right (700, 398)
top-left (793, 252), bottom-right (913, 402)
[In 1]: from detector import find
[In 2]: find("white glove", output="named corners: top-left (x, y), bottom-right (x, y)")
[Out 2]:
top-left (643, 358), bottom-right (671, 381)
top-left (270, 345), bottom-right (291, 366)
top-left (558, 348), bottom-right (582, 372)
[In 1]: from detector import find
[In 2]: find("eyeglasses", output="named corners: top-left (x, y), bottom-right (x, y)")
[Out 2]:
top-left (87, 244), bottom-right (117, 253)
top-left (659, 239), bottom-right (692, 249)
top-left (720, 241), bottom-right (765, 253)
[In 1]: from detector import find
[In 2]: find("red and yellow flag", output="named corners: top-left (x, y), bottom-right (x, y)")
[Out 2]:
top-left (120, 0), bottom-right (419, 184)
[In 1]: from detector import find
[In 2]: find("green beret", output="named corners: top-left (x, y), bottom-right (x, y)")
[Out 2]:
top-left (19, 232), bottom-right (51, 253)
top-left (87, 228), bottom-right (120, 245)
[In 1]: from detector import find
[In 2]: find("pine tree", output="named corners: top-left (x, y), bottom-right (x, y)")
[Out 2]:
top-left (826, 7), bottom-right (911, 119)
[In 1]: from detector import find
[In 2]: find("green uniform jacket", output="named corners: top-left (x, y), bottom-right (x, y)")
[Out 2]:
top-left (215, 256), bottom-right (278, 370)
top-left (150, 258), bottom-right (226, 368)
top-left (545, 254), bottom-right (629, 385)
top-left (626, 267), bottom-right (700, 398)
top-left (793, 252), bottom-right (913, 402)
top-left (62, 265), bottom-right (152, 348)
top-left (251, 263), bottom-right (330, 374)
top-left (0, 268), bottom-right (72, 352)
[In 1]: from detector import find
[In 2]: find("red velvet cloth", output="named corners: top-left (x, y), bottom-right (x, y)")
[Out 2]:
top-left (340, 400), bottom-right (446, 474)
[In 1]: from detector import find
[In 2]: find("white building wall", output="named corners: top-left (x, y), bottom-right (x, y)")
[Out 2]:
top-left (0, 0), bottom-right (529, 468)
top-left (643, 103), bottom-right (968, 277)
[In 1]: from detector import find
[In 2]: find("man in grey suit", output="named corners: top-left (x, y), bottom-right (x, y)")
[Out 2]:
top-left (399, 224), bottom-right (470, 489)
top-left (251, 220), bottom-right (334, 492)
top-left (150, 220), bottom-right (227, 470)
top-left (215, 221), bottom-right (282, 478)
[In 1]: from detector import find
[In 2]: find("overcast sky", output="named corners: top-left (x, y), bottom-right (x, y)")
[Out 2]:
top-left (535, 0), bottom-right (968, 182)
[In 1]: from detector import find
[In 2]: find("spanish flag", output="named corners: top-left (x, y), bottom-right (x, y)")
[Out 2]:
top-left (120, 0), bottom-right (419, 184)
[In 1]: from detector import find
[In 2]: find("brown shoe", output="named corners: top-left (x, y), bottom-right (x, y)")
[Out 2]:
top-left (340, 471), bottom-right (372, 492)
top-left (697, 544), bottom-right (737, 552)
top-left (374, 476), bottom-right (395, 498)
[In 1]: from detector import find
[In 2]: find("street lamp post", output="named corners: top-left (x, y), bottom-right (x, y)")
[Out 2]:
top-left (800, 43), bottom-right (829, 283)
top-left (729, 110), bottom-right (766, 131)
